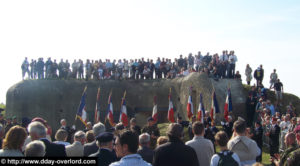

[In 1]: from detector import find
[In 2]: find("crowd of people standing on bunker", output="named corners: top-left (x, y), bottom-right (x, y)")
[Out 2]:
top-left (21, 50), bottom-right (239, 81)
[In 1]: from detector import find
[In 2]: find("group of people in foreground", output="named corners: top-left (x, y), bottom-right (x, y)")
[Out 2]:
top-left (0, 113), bottom-right (300, 166)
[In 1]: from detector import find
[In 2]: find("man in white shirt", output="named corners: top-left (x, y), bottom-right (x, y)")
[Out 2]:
top-left (228, 51), bottom-right (238, 78)
top-left (186, 122), bottom-right (214, 166)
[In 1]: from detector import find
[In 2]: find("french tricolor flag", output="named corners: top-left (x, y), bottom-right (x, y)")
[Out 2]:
top-left (106, 92), bottom-right (115, 127)
top-left (210, 91), bottom-right (220, 123)
top-left (224, 88), bottom-right (232, 122)
top-left (197, 93), bottom-right (205, 123)
top-left (187, 87), bottom-right (194, 119)
top-left (76, 86), bottom-right (88, 126)
top-left (152, 96), bottom-right (158, 122)
top-left (168, 93), bottom-right (175, 123)
top-left (119, 98), bottom-right (128, 127)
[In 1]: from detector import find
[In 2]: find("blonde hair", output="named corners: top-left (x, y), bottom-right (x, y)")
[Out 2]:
top-left (157, 136), bottom-right (168, 146)
top-left (55, 129), bottom-right (68, 141)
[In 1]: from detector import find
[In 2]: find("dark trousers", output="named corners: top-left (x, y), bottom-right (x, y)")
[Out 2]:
top-left (229, 64), bottom-right (235, 78)
top-left (270, 145), bottom-right (279, 157)
top-left (256, 146), bottom-right (262, 162)
top-left (155, 69), bottom-right (161, 79)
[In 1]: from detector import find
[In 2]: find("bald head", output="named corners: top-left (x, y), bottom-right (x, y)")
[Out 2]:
top-left (285, 132), bottom-right (296, 147)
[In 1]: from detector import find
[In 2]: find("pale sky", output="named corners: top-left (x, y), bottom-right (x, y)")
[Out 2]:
top-left (0, 0), bottom-right (300, 104)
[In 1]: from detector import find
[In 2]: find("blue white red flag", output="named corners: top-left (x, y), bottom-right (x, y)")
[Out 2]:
top-left (106, 92), bottom-right (115, 126)
top-left (119, 91), bottom-right (128, 127)
top-left (168, 89), bottom-right (175, 123)
top-left (76, 86), bottom-right (88, 126)
top-left (224, 88), bottom-right (233, 122)
top-left (197, 93), bottom-right (205, 123)
top-left (187, 87), bottom-right (194, 119)
top-left (210, 91), bottom-right (220, 123)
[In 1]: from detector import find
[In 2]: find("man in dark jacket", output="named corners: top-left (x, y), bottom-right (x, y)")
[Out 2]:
top-left (84, 122), bottom-right (106, 156)
top-left (153, 123), bottom-right (199, 166)
top-left (60, 119), bottom-right (75, 143)
top-left (253, 66), bottom-right (264, 86)
top-left (89, 132), bottom-right (117, 166)
top-left (252, 121), bottom-right (263, 162)
top-left (222, 116), bottom-right (233, 138)
top-left (137, 133), bottom-right (154, 164)
top-left (267, 117), bottom-right (281, 157)
top-left (142, 117), bottom-right (160, 149)
top-left (28, 121), bottom-right (66, 157)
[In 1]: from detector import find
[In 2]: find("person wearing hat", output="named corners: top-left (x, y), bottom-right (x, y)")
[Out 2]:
top-left (153, 123), bottom-right (199, 166)
top-left (90, 132), bottom-right (117, 166)
top-left (266, 117), bottom-right (280, 157)
top-left (142, 117), bottom-right (160, 149)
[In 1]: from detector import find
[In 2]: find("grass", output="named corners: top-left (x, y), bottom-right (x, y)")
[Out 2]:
top-left (158, 123), bottom-right (271, 165)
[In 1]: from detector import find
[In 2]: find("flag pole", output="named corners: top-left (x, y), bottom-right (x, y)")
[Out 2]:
top-left (123, 90), bottom-right (127, 100)
top-left (169, 88), bottom-right (171, 101)
top-left (105, 89), bottom-right (113, 124)
top-left (94, 87), bottom-right (100, 123)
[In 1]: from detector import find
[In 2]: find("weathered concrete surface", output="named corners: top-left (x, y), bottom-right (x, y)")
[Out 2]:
top-left (6, 73), bottom-right (247, 132)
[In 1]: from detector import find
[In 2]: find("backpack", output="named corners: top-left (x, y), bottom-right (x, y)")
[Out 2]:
top-left (217, 151), bottom-right (239, 166)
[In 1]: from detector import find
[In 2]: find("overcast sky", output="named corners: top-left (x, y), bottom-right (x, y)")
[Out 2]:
top-left (0, 0), bottom-right (299, 104)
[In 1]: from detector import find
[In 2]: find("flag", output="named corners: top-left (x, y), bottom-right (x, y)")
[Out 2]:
top-left (106, 91), bottom-right (115, 126)
top-left (119, 91), bottom-right (128, 127)
top-left (76, 86), bottom-right (88, 126)
top-left (94, 88), bottom-right (101, 124)
top-left (197, 93), bottom-right (205, 123)
top-left (187, 87), bottom-right (194, 119)
top-left (224, 88), bottom-right (233, 122)
top-left (210, 91), bottom-right (220, 123)
top-left (152, 96), bottom-right (158, 122)
top-left (168, 89), bottom-right (175, 123)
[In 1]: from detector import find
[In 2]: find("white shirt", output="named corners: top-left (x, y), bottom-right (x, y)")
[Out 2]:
top-left (54, 141), bottom-right (71, 146)
top-left (183, 70), bottom-right (190, 76)
top-left (228, 55), bottom-right (237, 64)
top-left (219, 54), bottom-right (228, 62)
